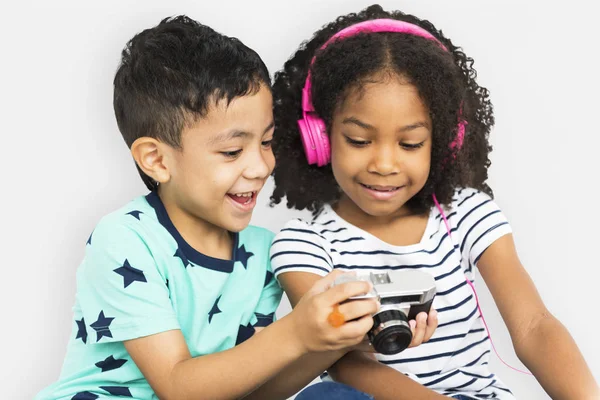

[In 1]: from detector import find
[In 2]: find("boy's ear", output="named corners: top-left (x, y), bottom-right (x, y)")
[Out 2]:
top-left (130, 137), bottom-right (171, 185)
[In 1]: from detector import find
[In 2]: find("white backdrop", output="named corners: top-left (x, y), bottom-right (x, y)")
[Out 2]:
top-left (1, 1), bottom-right (598, 399)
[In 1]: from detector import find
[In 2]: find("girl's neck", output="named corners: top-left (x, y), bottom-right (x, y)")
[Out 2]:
top-left (333, 194), bottom-right (429, 247)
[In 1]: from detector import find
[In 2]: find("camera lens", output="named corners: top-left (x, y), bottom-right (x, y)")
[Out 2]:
top-left (369, 309), bottom-right (412, 355)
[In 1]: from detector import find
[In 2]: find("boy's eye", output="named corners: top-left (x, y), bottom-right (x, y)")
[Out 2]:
top-left (401, 141), bottom-right (425, 150)
top-left (344, 136), bottom-right (370, 147)
top-left (221, 149), bottom-right (243, 158)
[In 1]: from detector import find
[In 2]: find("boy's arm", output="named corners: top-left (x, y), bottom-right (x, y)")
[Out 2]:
top-left (477, 234), bottom-right (599, 399)
top-left (125, 271), bottom-right (377, 400)
top-left (278, 271), bottom-right (445, 400)
top-left (124, 315), bottom-right (304, 400)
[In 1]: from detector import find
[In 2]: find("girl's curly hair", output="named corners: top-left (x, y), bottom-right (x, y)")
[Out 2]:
top-left (270, 4), bottom-right (494, 215)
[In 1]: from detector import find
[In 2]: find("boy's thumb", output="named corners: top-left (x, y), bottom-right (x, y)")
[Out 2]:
top-left (309, 269), bottom-right (355, 295)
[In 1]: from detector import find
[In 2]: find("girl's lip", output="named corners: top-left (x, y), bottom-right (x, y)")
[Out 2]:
top-left (361, 184), bottom-right (401, 191)
top-left (360, 183), bottom-right (404, 200)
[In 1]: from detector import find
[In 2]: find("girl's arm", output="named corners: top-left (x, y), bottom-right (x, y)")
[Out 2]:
top-left (477, 233), bottom-right (599, 399)
top-left (279, 271), bottom-right (445, 400)
top-left (328, 350), bottom-right (446, 400)
top-left (242, 342), bottom-right (347, 400)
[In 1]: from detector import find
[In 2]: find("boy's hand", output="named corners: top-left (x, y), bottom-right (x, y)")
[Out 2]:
top-left (289, 270), bottom-right (379, 353)
top-left (408, 309), bottom-right (438, 348)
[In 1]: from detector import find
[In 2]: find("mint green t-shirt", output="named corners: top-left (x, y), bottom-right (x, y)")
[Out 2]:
top-left (36, 192), bottom-right (282, 400)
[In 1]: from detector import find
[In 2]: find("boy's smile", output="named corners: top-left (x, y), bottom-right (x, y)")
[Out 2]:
top-left (226, 190), bottom-right (258, 211)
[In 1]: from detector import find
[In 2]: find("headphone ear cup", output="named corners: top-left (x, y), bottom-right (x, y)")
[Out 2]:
top-left (310, 117), bottom-right (331, 166)
top-left (299, 114), bottom-right (331, 166)
top-left (298, 117), bottom-right (318, 165)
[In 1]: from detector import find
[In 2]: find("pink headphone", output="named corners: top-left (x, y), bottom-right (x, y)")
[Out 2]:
top-left (298, 18), bottom-right (466, 166)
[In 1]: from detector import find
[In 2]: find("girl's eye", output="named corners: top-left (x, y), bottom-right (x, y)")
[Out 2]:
top-left (345, 136), bottom-right (370, 147)
top-left (401, 141), bottom-right (425, 150)
top-left (221, 149), bottom-right (242, 158)
top-left (261, 139), bottom-right (273, 148)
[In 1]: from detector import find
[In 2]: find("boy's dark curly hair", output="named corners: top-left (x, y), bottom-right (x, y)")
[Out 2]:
top-left (270, 4), bottom-right (494, 214)
top-left (114, 15), bottom-right (271, 191)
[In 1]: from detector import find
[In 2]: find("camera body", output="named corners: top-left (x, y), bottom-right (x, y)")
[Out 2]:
top-left (333, 270), bottom-right (436, 355)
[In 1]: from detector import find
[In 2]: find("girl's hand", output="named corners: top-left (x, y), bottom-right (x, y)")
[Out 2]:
top-left (408, 309), bottom-right (438, 348)
top-left (349, 308), bottom-right (439, 353)
top-left (289, 270), bottom-right (380, 353)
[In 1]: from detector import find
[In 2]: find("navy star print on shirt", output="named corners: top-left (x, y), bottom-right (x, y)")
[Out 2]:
top-left (174, 247), bottom-right (191, 268)
top-left (114, 259), bottom-right (147, 288)
top-left (126, 210), bottom-right (143, 220)
top-left (95, 355), bottom-right (128, 372)
top-left (264, 270), bottom-right (274, 287)
top-left (208, 296), bottom-right (222, 323)
top-left (90, 311), bottom-right (114, 342)
top-left (237, 244), bottom-right (254, 269)
top-left (100, 386), bottom-right (132, 397)
top-left (236, 323), bottom-right (255, 345)
top-left (75, 318), bottom-right (87, 344)
top-left (72, 392), bottom-right (98, 400)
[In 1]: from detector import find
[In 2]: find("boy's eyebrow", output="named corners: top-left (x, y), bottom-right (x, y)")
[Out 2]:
top-left (262, 121), bottom-right (275, 134)
top-left (210, 130), bottom-right (250, 145)
top-left (209, 121), bottom-right (274, 145)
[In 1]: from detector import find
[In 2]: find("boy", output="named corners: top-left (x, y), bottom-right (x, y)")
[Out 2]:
top-left (35, 16), bottom-right (379, 400)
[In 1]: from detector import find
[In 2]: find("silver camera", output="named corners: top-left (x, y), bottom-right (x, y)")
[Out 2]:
top-left (332, 270), bottom-right (436, 355)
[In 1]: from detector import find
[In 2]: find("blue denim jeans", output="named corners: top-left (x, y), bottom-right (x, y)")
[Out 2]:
top-left (295, 382), bottom-right (374, 400)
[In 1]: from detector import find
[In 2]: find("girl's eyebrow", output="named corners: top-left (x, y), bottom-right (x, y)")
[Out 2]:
top-left (342, 117), bottom-right (374, 130)
top-left (342, 117), bottom-right (430, 133)
top-left (399, 121), bottom-right (430, 132)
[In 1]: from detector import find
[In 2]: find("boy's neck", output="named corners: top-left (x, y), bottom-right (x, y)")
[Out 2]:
top-left (157, 188), bottom-right (234, 261)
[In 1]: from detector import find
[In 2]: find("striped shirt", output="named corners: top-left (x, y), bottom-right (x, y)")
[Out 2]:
top-left (270, 188), bottom-right (515, 399)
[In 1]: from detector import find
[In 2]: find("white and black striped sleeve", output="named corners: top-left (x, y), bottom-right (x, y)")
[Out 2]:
top-left (270, 218), bottom-right (334, 278)
top-left (455, 189), bottom-right (513, 267)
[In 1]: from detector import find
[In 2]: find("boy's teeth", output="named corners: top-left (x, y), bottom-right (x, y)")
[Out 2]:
top-left (233, 192), bottom-right (254, 197)
top-left (228, 191), bottom-right (255, 206)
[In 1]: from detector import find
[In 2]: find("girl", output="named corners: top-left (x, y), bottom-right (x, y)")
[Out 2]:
top-left (269, 4), bottom-right (598, 399)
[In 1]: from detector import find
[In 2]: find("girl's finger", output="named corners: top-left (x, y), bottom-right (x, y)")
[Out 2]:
top-left (409, 312), bottom-right (427, 347)
top-left (423, 309), bottom-right (438, 342)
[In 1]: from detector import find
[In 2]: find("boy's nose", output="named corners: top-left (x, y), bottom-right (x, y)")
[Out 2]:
top-left (244, 150), bottom-right (272, 180)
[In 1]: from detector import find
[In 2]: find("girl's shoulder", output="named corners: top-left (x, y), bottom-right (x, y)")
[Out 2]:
top-left (448, 187), bottom-right (495, 215)
top-left (275, 205), bottom-right (345, 243)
